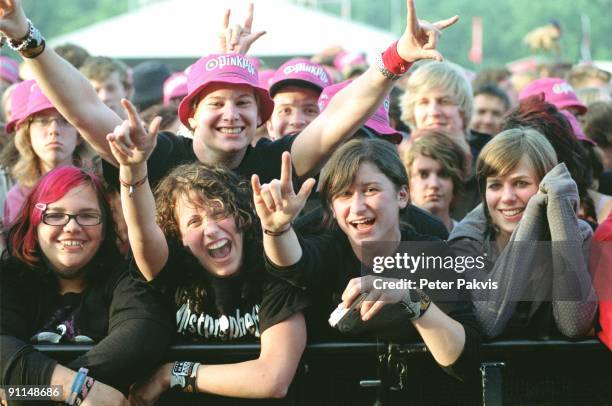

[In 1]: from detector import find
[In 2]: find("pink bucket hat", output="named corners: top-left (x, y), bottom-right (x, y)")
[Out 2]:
top-left (559, 110), bottom-right (595, 145)
top-left (16, 81), bottom-right (59, 130)
top-left (519, 77), bottom-right (587, 115)
top-left (178, 54), bottom-right (274, 128)
top-left (268, 58), bottom-right (331, 97)
top-left (318, 80), bottom-right (402, 144)
top-left (163, 72), bottom-right (188, 105)
top-left (0, 56), bottom-right (20, 84)
top-left (4, 79), bottom-right (35, 133)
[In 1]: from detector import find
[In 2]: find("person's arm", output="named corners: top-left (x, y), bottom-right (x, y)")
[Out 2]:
top-left (106, 100), bottom-right (169, 280)
top-left (0, 0), bottom-right (121, 164)
top-left (252, 152), bottom-right (315, 267)
top-left (67, 269), bottom-right (173, 392)
top-left (449, 201), bottom-right (548, 339)
top-left (290, 0), bottom-right (459, 177)
top-left (540, 163), bottom-right (597, 338)
top-left (340, 276), bottom-right (469, 368)
top-left (0, 271), bottom-right (130, 404)
top-left (129, 312), bottom-right (306, 403)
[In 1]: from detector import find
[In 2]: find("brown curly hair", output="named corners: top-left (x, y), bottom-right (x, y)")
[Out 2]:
top-left (154, 163), bottom-right (256, 239)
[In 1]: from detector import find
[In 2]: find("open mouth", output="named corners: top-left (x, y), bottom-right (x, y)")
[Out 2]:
top-left (207, 238), bottom-right (232, 259)
top-left (349, 218), bottom-right (375, 231)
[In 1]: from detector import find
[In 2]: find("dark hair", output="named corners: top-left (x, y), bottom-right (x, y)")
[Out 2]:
top-left (474, 83), bottom-right (511, 110)
top-left (502, 95), bottom-right (595, 219)
top-left (2, 167), bottom-right (120, 284)
top-left (319, 138), bottom-right (408, 228)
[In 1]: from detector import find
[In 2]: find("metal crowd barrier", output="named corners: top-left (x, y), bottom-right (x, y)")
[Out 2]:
top-left (37, 339), bottom-right (611, 405)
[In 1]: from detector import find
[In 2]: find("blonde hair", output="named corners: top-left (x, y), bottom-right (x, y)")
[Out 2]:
top-left (12, 120), bottom-right (94, 187)
top-left (400, 61), bottom-right (473, 131)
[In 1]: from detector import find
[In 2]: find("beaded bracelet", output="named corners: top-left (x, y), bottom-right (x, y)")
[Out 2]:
top-left (7, 18), bottom-right (46, 59)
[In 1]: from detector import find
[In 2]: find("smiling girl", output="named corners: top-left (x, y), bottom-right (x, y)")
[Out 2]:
top-left (449, 128), bottom-right (597, 339)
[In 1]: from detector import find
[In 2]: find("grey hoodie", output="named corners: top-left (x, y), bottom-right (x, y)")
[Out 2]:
top-left (449, 163), bottom-right (597, 339)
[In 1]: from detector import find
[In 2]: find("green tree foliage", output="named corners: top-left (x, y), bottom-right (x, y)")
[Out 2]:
top-left (22, 0), bottom-right (127, 39)
top-left (321, 0), bottom-right (612, 67)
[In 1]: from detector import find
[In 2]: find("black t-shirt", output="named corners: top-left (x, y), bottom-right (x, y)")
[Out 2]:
top-left (265, 226), bottom-right (481, 381)
top-left (137, 238), bottom-right (310, 342)
top-left (102, 132), bottom-right (297, 190)
top-left (0, 258), bottom-right (173, 393)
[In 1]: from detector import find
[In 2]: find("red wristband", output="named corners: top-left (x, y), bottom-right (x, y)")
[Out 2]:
top-left (382, 41), bottom-right (411, 75)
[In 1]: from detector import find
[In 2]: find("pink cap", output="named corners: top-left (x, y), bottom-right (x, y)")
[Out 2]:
top-left (0, 56), bottom-right (20, 84)
top-left (333, 51), bottom-right (368, 77)
top-left (4, 79), bottom-right (35, 133)
top-left (559, 110), bottom-right (595, 145)
top-left (163, 72), bottom-right (188, 105)
top-left (258, 69), bottom-right (275, 90)
top-left (16, 82), bottom-right (59, 130)
top-left (519, 77), bottom-right (587, 115)
top-left (318, 80), bottom-right (402, 144)
top-left (268, 58), bottom-right (331, 97)
top-left (178, 54), bottom-right (274, 128)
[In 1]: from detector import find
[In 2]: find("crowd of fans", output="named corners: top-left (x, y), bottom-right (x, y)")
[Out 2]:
top-left (0, 0), bottom-right (611, 404)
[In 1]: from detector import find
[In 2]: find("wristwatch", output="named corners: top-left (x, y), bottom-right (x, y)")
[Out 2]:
top-left (399, 288), bottom-right (431, 320)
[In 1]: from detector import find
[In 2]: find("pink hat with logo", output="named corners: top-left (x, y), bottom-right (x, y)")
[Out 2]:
top-left (318, 80), bottom-right (402, 144)
top-left (559, 110), bottom-right (595, 145)
top-left (0, 56), bottom-right (20, 84)
top-left (16, 82), bottom-right (58, 130)
top-left (163, 72), bottom-right (188, 105)
top-left (5, 79), bottom-right (35, 133)
top-left (178, 54), bottom-right (274, 128)
top-left (519, 77), bottom-right (587, 115)
top-left (268, 58), bottom-right (331, 97)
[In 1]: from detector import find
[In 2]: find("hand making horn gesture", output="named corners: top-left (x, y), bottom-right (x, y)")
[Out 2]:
top-left (218, 2), bottom-right (266, 55)
top-left (397, 0), bottom-right (459, 62)
top-left (106, 99), bottom-right (161, 167)
top-left (251, 152), bottom-right (316, 234)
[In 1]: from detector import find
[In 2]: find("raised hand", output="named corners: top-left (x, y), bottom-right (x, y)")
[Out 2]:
top-left (218, 2), bottom-right (266, 55)
top-left (106, 99), bottom-right (161, 167)
top-left (252, 152), bottom-right (316, 233)
top-left (0, 0), bottom-right (29, 40)
top-left (396, 0), bottom-right (459, 62)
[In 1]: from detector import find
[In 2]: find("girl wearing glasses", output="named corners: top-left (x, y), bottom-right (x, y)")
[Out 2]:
top-left (0, 166), bottom-right (173, 405)
top-left (3, 82), bottom-right (94, 226)
top-left (106, 101), bottom-right (310, 404)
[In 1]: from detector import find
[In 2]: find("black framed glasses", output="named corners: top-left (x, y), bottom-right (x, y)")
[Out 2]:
top-left (42, 212), bottom-right (102, 227)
